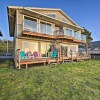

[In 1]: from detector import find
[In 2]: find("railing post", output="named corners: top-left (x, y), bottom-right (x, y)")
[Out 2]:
top-left (57, 50), bottom-right (59, 64)
top-left (17, 49), bottom-right (20, 63)
top-left (70, 50), bottom-right (73, 62)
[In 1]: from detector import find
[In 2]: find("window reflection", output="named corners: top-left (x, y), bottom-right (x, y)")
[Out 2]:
top-left (22, 41), bottom-right (38, 53)
top-left (41, 43), bottom-right (51, 57)
top-left (24, 17), bottom-right (37, 32)
top-left (74, 32), bottom-right (81, 40)
top-left (40, 22), bottom-right (52, 35)
top-left (66, 29), bottom-right (72, 36)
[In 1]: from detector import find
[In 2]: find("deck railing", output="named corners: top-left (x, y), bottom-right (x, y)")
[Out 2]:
top-left (81, 34), bottom-right (86, 42)
top-left (17, 24), bottom-right (86, 42)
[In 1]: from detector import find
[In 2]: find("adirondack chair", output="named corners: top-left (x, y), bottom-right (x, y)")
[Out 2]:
top-left (50, 50), bottom-right (58, 58)
top-left (33, 51), bottom-right (39, 58)
top-left (20, 51), bottom-right (27, 59)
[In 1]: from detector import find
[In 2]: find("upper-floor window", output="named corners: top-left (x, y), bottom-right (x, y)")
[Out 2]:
top-left (65, 29), bottom-right (73, 36)
top-left (46, 14), bottom-right (56, 18)
top-left (62, 18), bottom-right (68, 23)
top-left (40, 22), bottom-right (52, 35)
top-left (24, 17), bottom-right (37, 32)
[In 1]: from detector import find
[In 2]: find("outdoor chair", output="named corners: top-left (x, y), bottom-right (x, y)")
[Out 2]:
top-left (33, 51), bottom-right (39, 59)
top-left (49, 50), bottom-right (58, 58)
top-left (26, 51), bottom-right (33, 59)
top-left (20, 51), bottom-right (27, 59)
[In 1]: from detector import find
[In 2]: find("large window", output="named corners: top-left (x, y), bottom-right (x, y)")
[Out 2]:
top-left (24, 17), bottom-right (37, 32)
top-left (65, 29), bottom-right (73, 36)
top-left (46, 14), bottom-right (56, 18)
top-left (41, 43), bottom-right (51, 57)
top-left (40, 22), bottom-right (52, 35)
top-left (22, 41), bottom-right (38, 53)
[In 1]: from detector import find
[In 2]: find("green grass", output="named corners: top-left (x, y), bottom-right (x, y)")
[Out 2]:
top-left (0, 60), bottom-right (100, 100)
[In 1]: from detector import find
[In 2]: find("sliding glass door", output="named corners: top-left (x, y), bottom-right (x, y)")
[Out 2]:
top-left (40, 22), bottom-right (52, 35)
top-left (41, 43), bottom-right (51, 57)
top-left (22, 41), bottom-right (38, 53)
top-left (24, 17), bottom-right (37, 32)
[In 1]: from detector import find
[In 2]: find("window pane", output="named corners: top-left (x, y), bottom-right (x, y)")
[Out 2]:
top-left (40, 22), bottom-right (52, 35)
top-left (81, 34), bottom-right (86, 41)
top-left (62, 18), bottom-right (68, 23)
top-left (46, 24), bottom-right (52, 35)
top-left (66, 29), bottom-right (72, 36)
top-left (22, 41), bottom-right (38, 53)
top-left (74, 32), bottom-right (81, 40)
top-left (24, 18), bottom-right (37, 32)
top-left (40, 22), bottom-right (46, 33)
top-left (46, 14), bottom-right (56, 18)
top-left (41, 43), bottom-right (51, 57)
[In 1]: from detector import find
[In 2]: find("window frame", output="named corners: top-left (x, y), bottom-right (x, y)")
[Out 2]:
top-left (65, 28), bottom-right (73, 37)
top-left (23, 15), bottom-right (38, 32)
top-left (74, 31), bottom-right (81, 40)
top-left (61, 17), bottom-right (68, 23)
top-left (39, 20), bottom-right (53, 35)
top-left (22, 40), bottom-right (38, 53)
top-left (45, 13), bottom-right (57, 18)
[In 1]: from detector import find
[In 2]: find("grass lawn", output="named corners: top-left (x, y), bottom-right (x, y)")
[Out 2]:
top-left (0, 60), bottom-right (100, 100)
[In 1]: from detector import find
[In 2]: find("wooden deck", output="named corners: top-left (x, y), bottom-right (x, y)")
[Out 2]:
top-left (16, 49), bottom-right (90, 69)
top-left (18, 58), bottom-right (47, 69)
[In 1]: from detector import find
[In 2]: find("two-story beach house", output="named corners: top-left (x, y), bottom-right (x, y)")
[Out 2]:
top-left (7, 6), bottom-right (87, 68)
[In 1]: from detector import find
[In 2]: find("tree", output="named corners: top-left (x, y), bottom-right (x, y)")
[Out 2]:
top-left (82, 27), bottom-right (93, 44)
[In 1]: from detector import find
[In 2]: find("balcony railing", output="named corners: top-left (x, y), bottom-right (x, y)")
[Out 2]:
top-left (81, 34), bottom-right (86, 42)
top-left (74, 32), bottom-right (81, 40)
top-left (17, 24), bottom-right (86, 42)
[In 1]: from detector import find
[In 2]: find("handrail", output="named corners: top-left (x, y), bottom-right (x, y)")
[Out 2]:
top-left (17, 23), bottom-right (86, 42)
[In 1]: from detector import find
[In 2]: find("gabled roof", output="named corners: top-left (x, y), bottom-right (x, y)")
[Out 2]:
top-left (8, 6), bottom-right (78, 26)
top-left (7, 6), bottom-right (83, 37)
top-left (29, 7), bottom-right (78, 26)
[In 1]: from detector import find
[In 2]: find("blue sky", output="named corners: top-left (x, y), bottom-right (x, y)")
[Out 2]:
top-left (0, 0), bottom-right (100, 41)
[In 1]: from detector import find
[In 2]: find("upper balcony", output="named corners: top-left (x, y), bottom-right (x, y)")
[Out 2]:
top-left (18, 17), bottom-right (86, 44)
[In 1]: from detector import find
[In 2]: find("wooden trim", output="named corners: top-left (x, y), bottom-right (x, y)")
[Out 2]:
top-left (21, 31), bottom-right (86, 44)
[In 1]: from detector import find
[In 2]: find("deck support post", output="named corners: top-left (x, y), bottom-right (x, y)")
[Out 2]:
top-left (18, 64), bottom-right (20, 69)
top-left (44, 62), bottom-right (46, 66)
top-left (26, 64), bottom-right (28, 68)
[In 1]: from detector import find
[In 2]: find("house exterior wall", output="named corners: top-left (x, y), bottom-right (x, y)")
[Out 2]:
top-left (32, 10), bottom-right (74, 25)
top-left (11, 8), bottom-right (85, 67)
top-left (16, 10), bottom-right (79, 49)
top-left (17, 10), bottom-right (23, 36)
